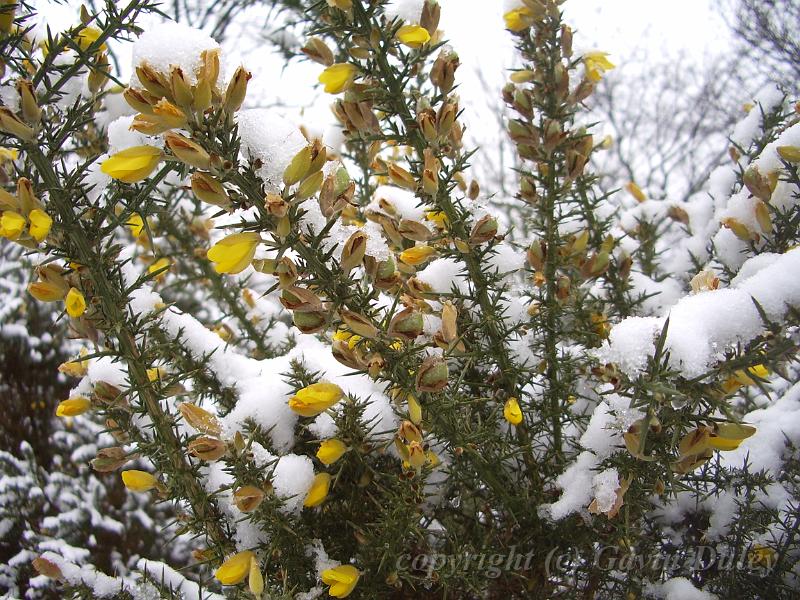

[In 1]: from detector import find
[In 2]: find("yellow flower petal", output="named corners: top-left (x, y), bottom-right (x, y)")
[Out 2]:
top-left (317, 439), bottom-right (347, 465)
top-left (0, 211), bottom-right (25, 239)
top-left (28, 208), bottom-right (52, 242)
top-left (65, 287), bottom-right (86, 318)
top-left (101, 145), bottom-right (163, 184)
top-left (56, 396), bottom-right (91, 417)
top-left (207, 232), bottom-right (261, 274)
top-left (215, 551), bottom-right (255, 586)
top-left (121, 470), bottom-right (157, 492)
top-left (503, 397), bottom-right (523, 425)
top-left (321, 565), bottom-right (360, 598)
top-left (304, 472), bottom-right (332, 507)
top-left (288, 382), bottom-right (344, 417)
top-left (319, 63), bottom-right (357, 94)
top-left (396, 25), bottom-right (430, 49)
top-left (0, 147), bottom-right (18, 161)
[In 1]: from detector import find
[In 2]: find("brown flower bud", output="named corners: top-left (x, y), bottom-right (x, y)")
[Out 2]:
top-left (302, 37), bottom-right (335, 66)
top-left (341, 230), bottom-right (367, 272)
top-left (178, 402), bottom-right (222, 436)
top-left (91, 447), bottom-right (130, 472)
top-left (388, 308), bottom-right (424, 340)
top-left (469, 215), bottom-right (498, 245)
top-left (293, 309), bottom-right (328, 334)
top-left (233, 485), bottom-right (266, 512)
top-left (188, 436), bottom-right (227, 461)
top-left (415, 356), bottom-right (449, 393)
top-left (191, 172), bottom-right (231, 209)
top-left (0, 107), bottom-right (34, 140)
top-left (340, 309), bottom-right (379, 339)
top-left (165, 132), bottom-right (211, 170)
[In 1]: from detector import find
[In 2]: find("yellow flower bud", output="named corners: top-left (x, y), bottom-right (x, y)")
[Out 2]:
top-left (407, 394), bottom-right (422, 424)
top-left (248, 556), bottom-right (264, 596)
top-left (625, 181), bottom-right (646, 203)
top-left (56, 396), bottom-right (91, 417)
top-left (207, 232), bottom-right (261, 274)
top-left (321, 565), bottom-right (360, 598)
top-left (503, 397), bottom-right (523, 425)
top-left (303, 472), bottom-right (332, 507)
top-left (319, 63), bottom-right (357, 94)
top-left (101, 145), bottom-right (163, 184)
top-left (223, 66), bottom-right (251, 113)
top-left (121, 469), bottom-right (157, 492)
top-left (396, 25), bottom-right (430, 49)
top-left (399, 245), bottom-right (437, 266)
top-left (317, 439), bottom-right (347, 465)
top-left (288, 382), bottom-right (344, 417)
top-left (215, 550), bottom-right (255, 586)
top-left (777, 146), bottom-right (800, 163)
top-left (65, 287), bottom-right (86, 318)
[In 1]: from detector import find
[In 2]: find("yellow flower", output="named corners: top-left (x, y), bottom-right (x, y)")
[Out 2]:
top-left (708, 423), bottom-right (757, 452)
top-left (75, 26), bottom-right (107, 52)
top-left (207, 232), bottom-right (261, 274)
top-left (399, 245), bottom-right (437, 266)
top-left (503, 397), bottom-right (523, 425)
top-left (215, 551), bottom-right (255, 586)
top-left (504, 7), bottom-right (533, 32)
top-left (721, 364), bottom-right (770, 394)
top-left (0, 211), bottom-right (25, 239)
top-left (127, 213), bottom-right (145, 237)
top-left (65, 287), bottom-right (86, 318)
top-left (147, 367), bottom-right (166, 382)
top-left (28, 208), bottom-right (52, 242)
top-left (319, 63), bottom-right (357, 94)
top-left (317, 439), bottom-right (347, 465)
top-left (396, 25), bottom-right (431, 49)
top-left (64, 284), bottom-right (85, 310)
top-left (0, 147), bottom-right (18, 161)
top-left (148, 257), bottom-right (171, 279)
top-left (289, 382), bottom-right (344, 417)
top-left (321, 565), bottom-right (360, 598)
top-left (121, 470), bottom-right (157, 492)
top-left (55, 396), bottom-right (91, 417)
top-left (304, 472), bottom-right (332, 507)
top-left (101, 145), bottom-right (163, 184)
top-left (28, 281), bottom-right (67, 302)
top-left (583, 51), bottom-right (615, 82)
top-left (425, 210), bottom-right (449, 228)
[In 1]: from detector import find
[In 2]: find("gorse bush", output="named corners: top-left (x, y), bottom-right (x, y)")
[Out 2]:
top-left (0, 0), bottom-right (799, 598)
